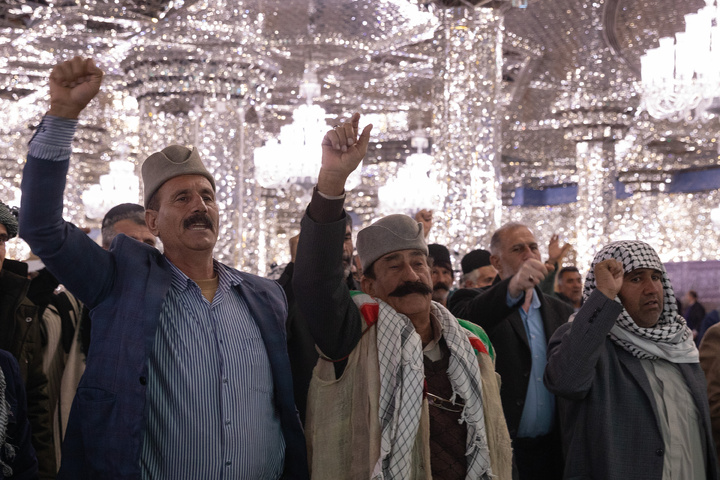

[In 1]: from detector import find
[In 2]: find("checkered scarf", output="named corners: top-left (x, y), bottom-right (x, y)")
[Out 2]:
top-left (583, 240), bottom-right (698, 363)
top-left (0, 367), bottom-right (15, 477)
top-left (360, 295), bottom-right (492, 479)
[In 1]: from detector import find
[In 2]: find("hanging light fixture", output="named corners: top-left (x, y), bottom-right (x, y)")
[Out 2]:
top-left (640, 0), bottom-right (720, 122)
top-left (253, 67), bottom-right (362, 190)
top-left (82, 159), bottom-right (141, 220)
top-left (378, 129), bottom-right (441, 215)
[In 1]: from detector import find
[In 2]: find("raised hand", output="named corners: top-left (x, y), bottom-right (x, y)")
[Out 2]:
top-left (317, 112), bottom-right (372, 196)
top-left (594, 259), bottom-right (624, 300)
top-left (48, 56), bottom-right (104, 119)
top-left (547, 233), bottom-right (571, 265)
top-left (415, 209), bottom-right (433, 238)
top-left (508, 258), bottom-right (549, 298)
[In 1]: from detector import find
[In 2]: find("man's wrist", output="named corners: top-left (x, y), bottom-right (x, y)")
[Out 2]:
top-left (48, 104), bottom-right (83, 120)
top-left (317, 169), bottom-right (349, 196)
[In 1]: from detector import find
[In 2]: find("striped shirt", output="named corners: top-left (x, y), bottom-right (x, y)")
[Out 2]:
top-left (140, 259), bottom-right (285, 479)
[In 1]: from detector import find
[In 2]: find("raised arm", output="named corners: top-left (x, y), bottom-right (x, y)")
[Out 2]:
top-left (293, 113), bottom-right (372, 360)
top-left (544, 259), bottom-right (624, 399)
top-left (20, 57), bottom-right (115, 308)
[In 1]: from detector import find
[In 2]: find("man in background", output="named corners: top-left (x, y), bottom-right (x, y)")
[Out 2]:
top-left (460, 249), bottom-right (497, 289)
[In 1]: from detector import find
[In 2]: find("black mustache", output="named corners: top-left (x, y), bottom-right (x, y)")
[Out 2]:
top-left (388, 281), bottom-right (433, 297)
top-left (183, 213), bottom-right (214, 230)
top-left (433, 282), bottom-right (451, 292)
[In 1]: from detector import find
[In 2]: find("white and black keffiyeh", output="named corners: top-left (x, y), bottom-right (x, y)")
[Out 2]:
top-left (584, 240), bottom-right (698, 363)
top-left (364, 296), bottom-right (492, 480)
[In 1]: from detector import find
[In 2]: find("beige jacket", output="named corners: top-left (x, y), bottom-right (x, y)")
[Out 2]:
top-left (305, 322), bottom-right (513, 479)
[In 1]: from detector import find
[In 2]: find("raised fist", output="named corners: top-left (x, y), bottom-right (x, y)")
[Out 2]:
top-left (48, 56), bottom-right (104, 119)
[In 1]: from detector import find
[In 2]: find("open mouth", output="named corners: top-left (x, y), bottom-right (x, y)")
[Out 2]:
top-left (183, 214), bottom-right (213, 231)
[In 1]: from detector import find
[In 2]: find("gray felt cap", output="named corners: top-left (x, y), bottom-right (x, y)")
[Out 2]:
top-left (356, 214), bottom-right (428, 271)
top-left (141, 145), bottom-right (215, 208)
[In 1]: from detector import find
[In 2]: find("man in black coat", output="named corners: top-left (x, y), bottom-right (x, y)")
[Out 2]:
top-left (449, 222), bottom-right (572, 480)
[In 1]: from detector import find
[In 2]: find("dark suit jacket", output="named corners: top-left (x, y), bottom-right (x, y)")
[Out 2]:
top-left (0, 349), bottom-right (38, 480)
top-left (546, 290), bottom-right (719, 480)
top-left (20, 154), bottom-right (308, 479)
top-left (449, 279), bottom-right (572, 437)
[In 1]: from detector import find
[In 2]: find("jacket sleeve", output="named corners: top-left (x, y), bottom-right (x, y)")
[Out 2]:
top-left (20, 155), bottom-right (116, 309)
top-left (544, 289), bottom-right (623, 400)
top-left (23, 333), bottom-right (55, 479)
top-left (699, 323), bottom-right (720, 453)
top-left (292, 193), bottom-right (361, 362)
top-left (448, 278), bottom-right (523, 334)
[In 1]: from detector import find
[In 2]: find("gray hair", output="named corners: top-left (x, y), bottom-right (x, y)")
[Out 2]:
top-left (489, 222), bottom-right (530, 256)
top-left (101, 203), bottom-right (147, 248)
top-left (461, 269), bottom-right (480, 286)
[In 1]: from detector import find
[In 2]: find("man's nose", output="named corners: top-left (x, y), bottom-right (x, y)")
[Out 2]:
top-left (401, 262), bottom-right (420, 281)
top-left (190, 193), bottom-right (209, 212)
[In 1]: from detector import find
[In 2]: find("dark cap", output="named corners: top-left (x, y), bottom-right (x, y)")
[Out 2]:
top-left (461, 249), bottom-right (492, 274)
top-left (428, 244), bottom-right (452, 271)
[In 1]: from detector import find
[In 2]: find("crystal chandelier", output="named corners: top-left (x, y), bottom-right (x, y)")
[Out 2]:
top-left (81, 160), bottom-right (141, 220)
top-left (253, 69), bottom-right (362, 191)
top-left (377, 129), bottom-right (441, 216)
top-left (640, 0), bottom-right (720, 122)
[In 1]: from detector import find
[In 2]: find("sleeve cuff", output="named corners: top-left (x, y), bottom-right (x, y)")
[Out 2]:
top-left (28, 115), bottom-right (78, 161)
top-left (307, 186), bottom-right (346, 223)
top-left (506, 290), bottom-right (523, 307)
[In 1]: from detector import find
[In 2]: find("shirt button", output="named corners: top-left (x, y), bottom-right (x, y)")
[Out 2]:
top-left (223, 378), bottom-right (228, 384)
top-left (225, 461), bottom-right (232, 466)
top-left (25, 317), bottom-right (32, 323)
top-left (225, 420), bottom-right (231, 426)
top-left (656, 449), bottom-right (664, 456)
top-left (139, 376), bottom-right (147, 385)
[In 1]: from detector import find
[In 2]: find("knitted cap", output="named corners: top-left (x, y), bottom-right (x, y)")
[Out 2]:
top-left (357, 214), bottom-right (428, 270)
top-left (141, 145), bottom-right (215, 208)
top-left (0, 201), bottom-right (18, 239)
top-left (428, 244), bottom-right (452, 271)
top-left (461, 249), bottom-right (492, 274)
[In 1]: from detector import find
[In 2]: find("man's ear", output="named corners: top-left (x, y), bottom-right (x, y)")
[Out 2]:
top-left (361, 276), bottom-right (376, 296)
top-left (145, 210), bottom-right (160, 236)
top-left (490, 254), bottom-right (502, 275)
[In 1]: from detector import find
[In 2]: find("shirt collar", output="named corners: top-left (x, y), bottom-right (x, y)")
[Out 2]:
top-left (165, 257), bottom-right (243, 293)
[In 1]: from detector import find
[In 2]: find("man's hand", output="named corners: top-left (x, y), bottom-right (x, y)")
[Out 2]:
top-left (415, 209), bottom-right (433, 239)
top-left (317, 112), bottom-right (373, 196)
top-left (508, 259), bottom-right (549, 298)
top-left (48, 56), bottom-right (104, 119)
top-left (594, 259), bottom-right (624, 300)
top-left (547, 233), bottom-right (571, 266)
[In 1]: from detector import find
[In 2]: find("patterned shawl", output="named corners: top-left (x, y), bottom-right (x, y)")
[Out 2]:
top-left (583, 240), bottom-right (698, 363)
top-left (0, 365), bottom-right (15, 477)
top-left (351, 293), bottom-right (493, 480)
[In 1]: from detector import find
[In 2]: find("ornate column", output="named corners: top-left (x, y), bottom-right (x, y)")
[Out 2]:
top-left (571, 130), bottom-right (621, 271)
top-left (432, 6), bottom-right (503, 253)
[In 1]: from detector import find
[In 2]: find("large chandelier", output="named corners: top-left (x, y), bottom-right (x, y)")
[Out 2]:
top-left (81, 160), bottom-right (141, 220)
top-left (254, 69), bottom-right (361, 190)
top-left (377, 129), bottom-right (441, 215)
top-left (640, 0), bottom-right (720, 122)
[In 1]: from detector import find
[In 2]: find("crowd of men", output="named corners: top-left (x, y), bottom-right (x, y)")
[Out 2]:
top-left (2, 55), bottom-right (720, 480)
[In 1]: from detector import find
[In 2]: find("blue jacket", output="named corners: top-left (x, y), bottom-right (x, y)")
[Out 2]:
top-left (20, 155), bottom-right (308, 479)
